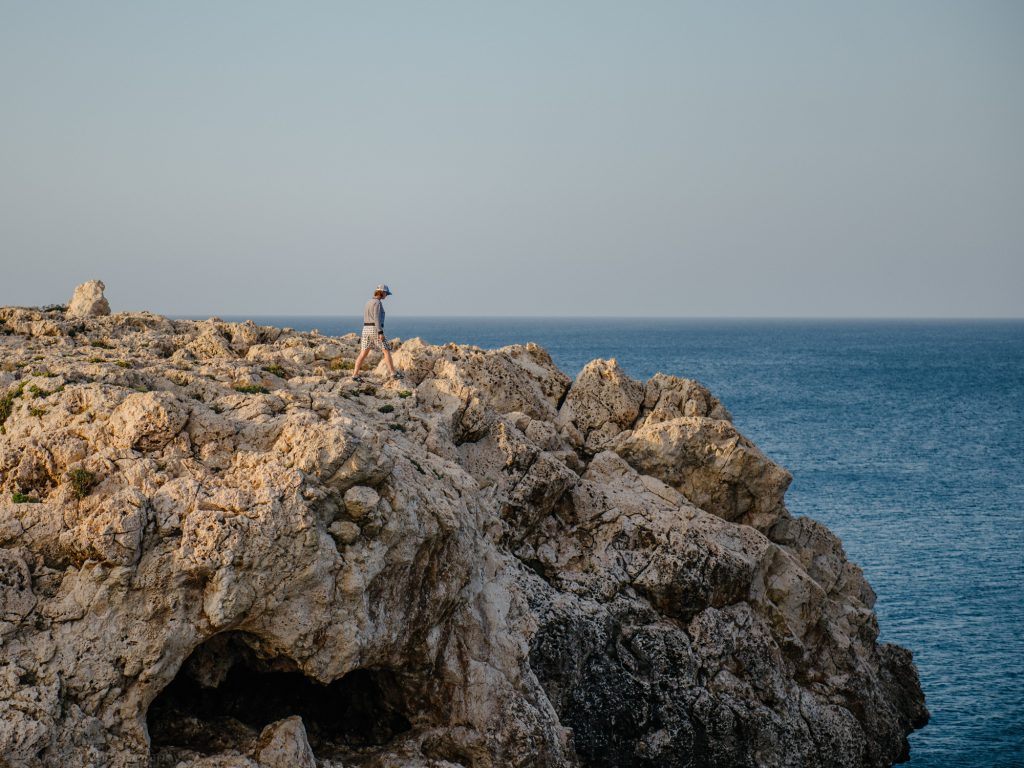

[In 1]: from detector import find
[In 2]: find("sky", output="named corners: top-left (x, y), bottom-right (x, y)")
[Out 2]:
top-left (1, 1), bottom-right (1022, 317)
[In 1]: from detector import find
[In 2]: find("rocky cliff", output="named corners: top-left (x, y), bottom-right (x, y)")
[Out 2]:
top-left (0, 298), bottom-right (927, 768)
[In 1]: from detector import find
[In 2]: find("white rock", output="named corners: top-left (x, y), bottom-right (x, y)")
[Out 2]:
top-left (253, 717), bottom-right (317, 768)
top-left (66, 279), bottom-right (111, 318)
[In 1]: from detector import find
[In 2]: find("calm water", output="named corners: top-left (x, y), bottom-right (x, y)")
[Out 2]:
top-left (216, 316), bottom-right (1024, 767)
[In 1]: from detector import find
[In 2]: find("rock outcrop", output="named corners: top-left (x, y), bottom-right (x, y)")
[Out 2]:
top-left (66, 280), bottom-right (111, 319)
top-left (0, 302), bottom-right (927, 768)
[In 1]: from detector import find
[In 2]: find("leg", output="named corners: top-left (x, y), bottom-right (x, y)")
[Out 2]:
top-left (352, 348), bottom-right (370, 375)
top-left (382, 348), bottom-right (397, 375)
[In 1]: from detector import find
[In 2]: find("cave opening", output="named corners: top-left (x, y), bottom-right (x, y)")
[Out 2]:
top-left (147, 632), bottom-right (412, 762)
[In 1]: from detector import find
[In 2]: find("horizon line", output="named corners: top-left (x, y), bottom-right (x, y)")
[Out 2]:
top-left (168, 313), bottom-right (1024, 322)
top-left (4, 303), bottom-right (1022, 322)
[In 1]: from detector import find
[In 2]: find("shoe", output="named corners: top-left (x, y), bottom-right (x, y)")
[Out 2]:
top-left (351, 374), bottom-right (364, 383)
top-left (392, 372), bottom-right (404, 380)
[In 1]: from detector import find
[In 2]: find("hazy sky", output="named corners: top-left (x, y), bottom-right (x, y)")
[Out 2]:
top-left (1, 2), bottom-right (1021, 317)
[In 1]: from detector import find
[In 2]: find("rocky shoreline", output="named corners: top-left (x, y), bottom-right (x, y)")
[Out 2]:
top-left (0, 285), bottom-right (926, 767)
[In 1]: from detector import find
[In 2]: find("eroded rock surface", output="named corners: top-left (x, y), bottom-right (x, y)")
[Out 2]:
top-left (66, 280), bottom-right (111, 319)
top-left (0, 302), bottom-right (927, 767)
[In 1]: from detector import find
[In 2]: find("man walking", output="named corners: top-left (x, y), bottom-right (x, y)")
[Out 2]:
top-left (352, 284), bottom-right (403, 381)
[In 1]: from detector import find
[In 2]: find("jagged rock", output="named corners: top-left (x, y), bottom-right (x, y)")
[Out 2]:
top-left (0, 549), bottom-right (36, 637)
top-left (343, 485), bottom-right (379, 519)
top-left (66, 280), bottom-right (111, 318)
top-left (0, 302), bottom-right (927, 768)
top-left (166, 756), bottom-right (257, 768)
top-left (252, 717), bottom-right (316, 768)
top-left (558, 359), bottom-right (644, 453)
top-left (638, 373), bottom-right (731, 424)
top-left (106, 391), bottom-right (189, 452)
top-left (188, 323), bottom-right (237, 360)
top-left (329, 520), bottom-right (360, 545)
top-left (615, 416), bottom-right (793, 531)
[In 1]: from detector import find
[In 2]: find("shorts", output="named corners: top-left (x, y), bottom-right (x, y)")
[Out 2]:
top-left (361, 326), bottom-right (392, 352)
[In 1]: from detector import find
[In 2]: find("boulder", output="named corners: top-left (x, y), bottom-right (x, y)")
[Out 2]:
top-left (253, 717), bottom-right (316, 768)
top-left (557, 359), bottom-right (644, 453)
top-left (66, 280), bottom-right (111, 318)
top-left (328, 520), bottom-right (360, 545)
top-left (106, 391), bottom-right (189, 452)
top-left (343, 485), bottom-right (379, 519)
top-left (616, 416), bottom-right (793, 531)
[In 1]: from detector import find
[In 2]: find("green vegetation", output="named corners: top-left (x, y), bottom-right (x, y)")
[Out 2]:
top-left (88, 357), bottom-right (104, 363)
top-left (27, 384), bottom-right (63, 399)
top-left (12, 492), bottom-right (40, 504)
top-left (388, 423), bottom-right (406, 432)
top-left (115, 360), bottom-right (131, 368)
top-left (330, 358), bottom-right (354, 371)
top-left (29, 406), bottom-right (47, 418)
top-left (233, 384), bottom-right (269, 394)
top-left (0, 382), bottom-right (26, 430)
top-left (378, 404), bottom-right (395, 414)
top-left (398, 390), bottom-right (413, 399)
top-left (262, 364), bottom-right (288, 378)
top-left (89, 340), bottom-right (114, 349)
top-left (67, 468), bottom-right (98, 500)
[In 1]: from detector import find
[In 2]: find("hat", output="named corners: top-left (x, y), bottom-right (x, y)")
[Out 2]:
top-left (375, 284), bottom-right (393, 295)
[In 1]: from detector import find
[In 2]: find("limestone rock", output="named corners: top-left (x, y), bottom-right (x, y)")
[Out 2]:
top-left (639, 372), bottom-right (731, 424)
top-left (106, 391), bottom-right (189, 452)
top-left (66, 280), bottom-right (111, 318)
top-left (558, 359), bottom-right (644, 453)
top-left (188, 323), bottom-right (237, 360)
top-left (616, 416), bottom-right (793, 531)
top-left (343, 485), bottom-right (379, 519)
top-left (328, 520), bottom-right (360, 545)
top-left (0, 301), bottom-right (927, 768)
top-left (0, 549), bottom-right (36, 637)
top-left (168, 756), bottom-right (258, 768)
top-left (253, 717), bottom-right (316, 768)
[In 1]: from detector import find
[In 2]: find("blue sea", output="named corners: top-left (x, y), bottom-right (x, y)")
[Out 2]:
top-left (215, 316), bottom-right (1024, 767)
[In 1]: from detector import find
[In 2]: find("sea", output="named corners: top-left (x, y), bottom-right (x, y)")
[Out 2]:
top-left (211, 316), bottom-right (1024, 767)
